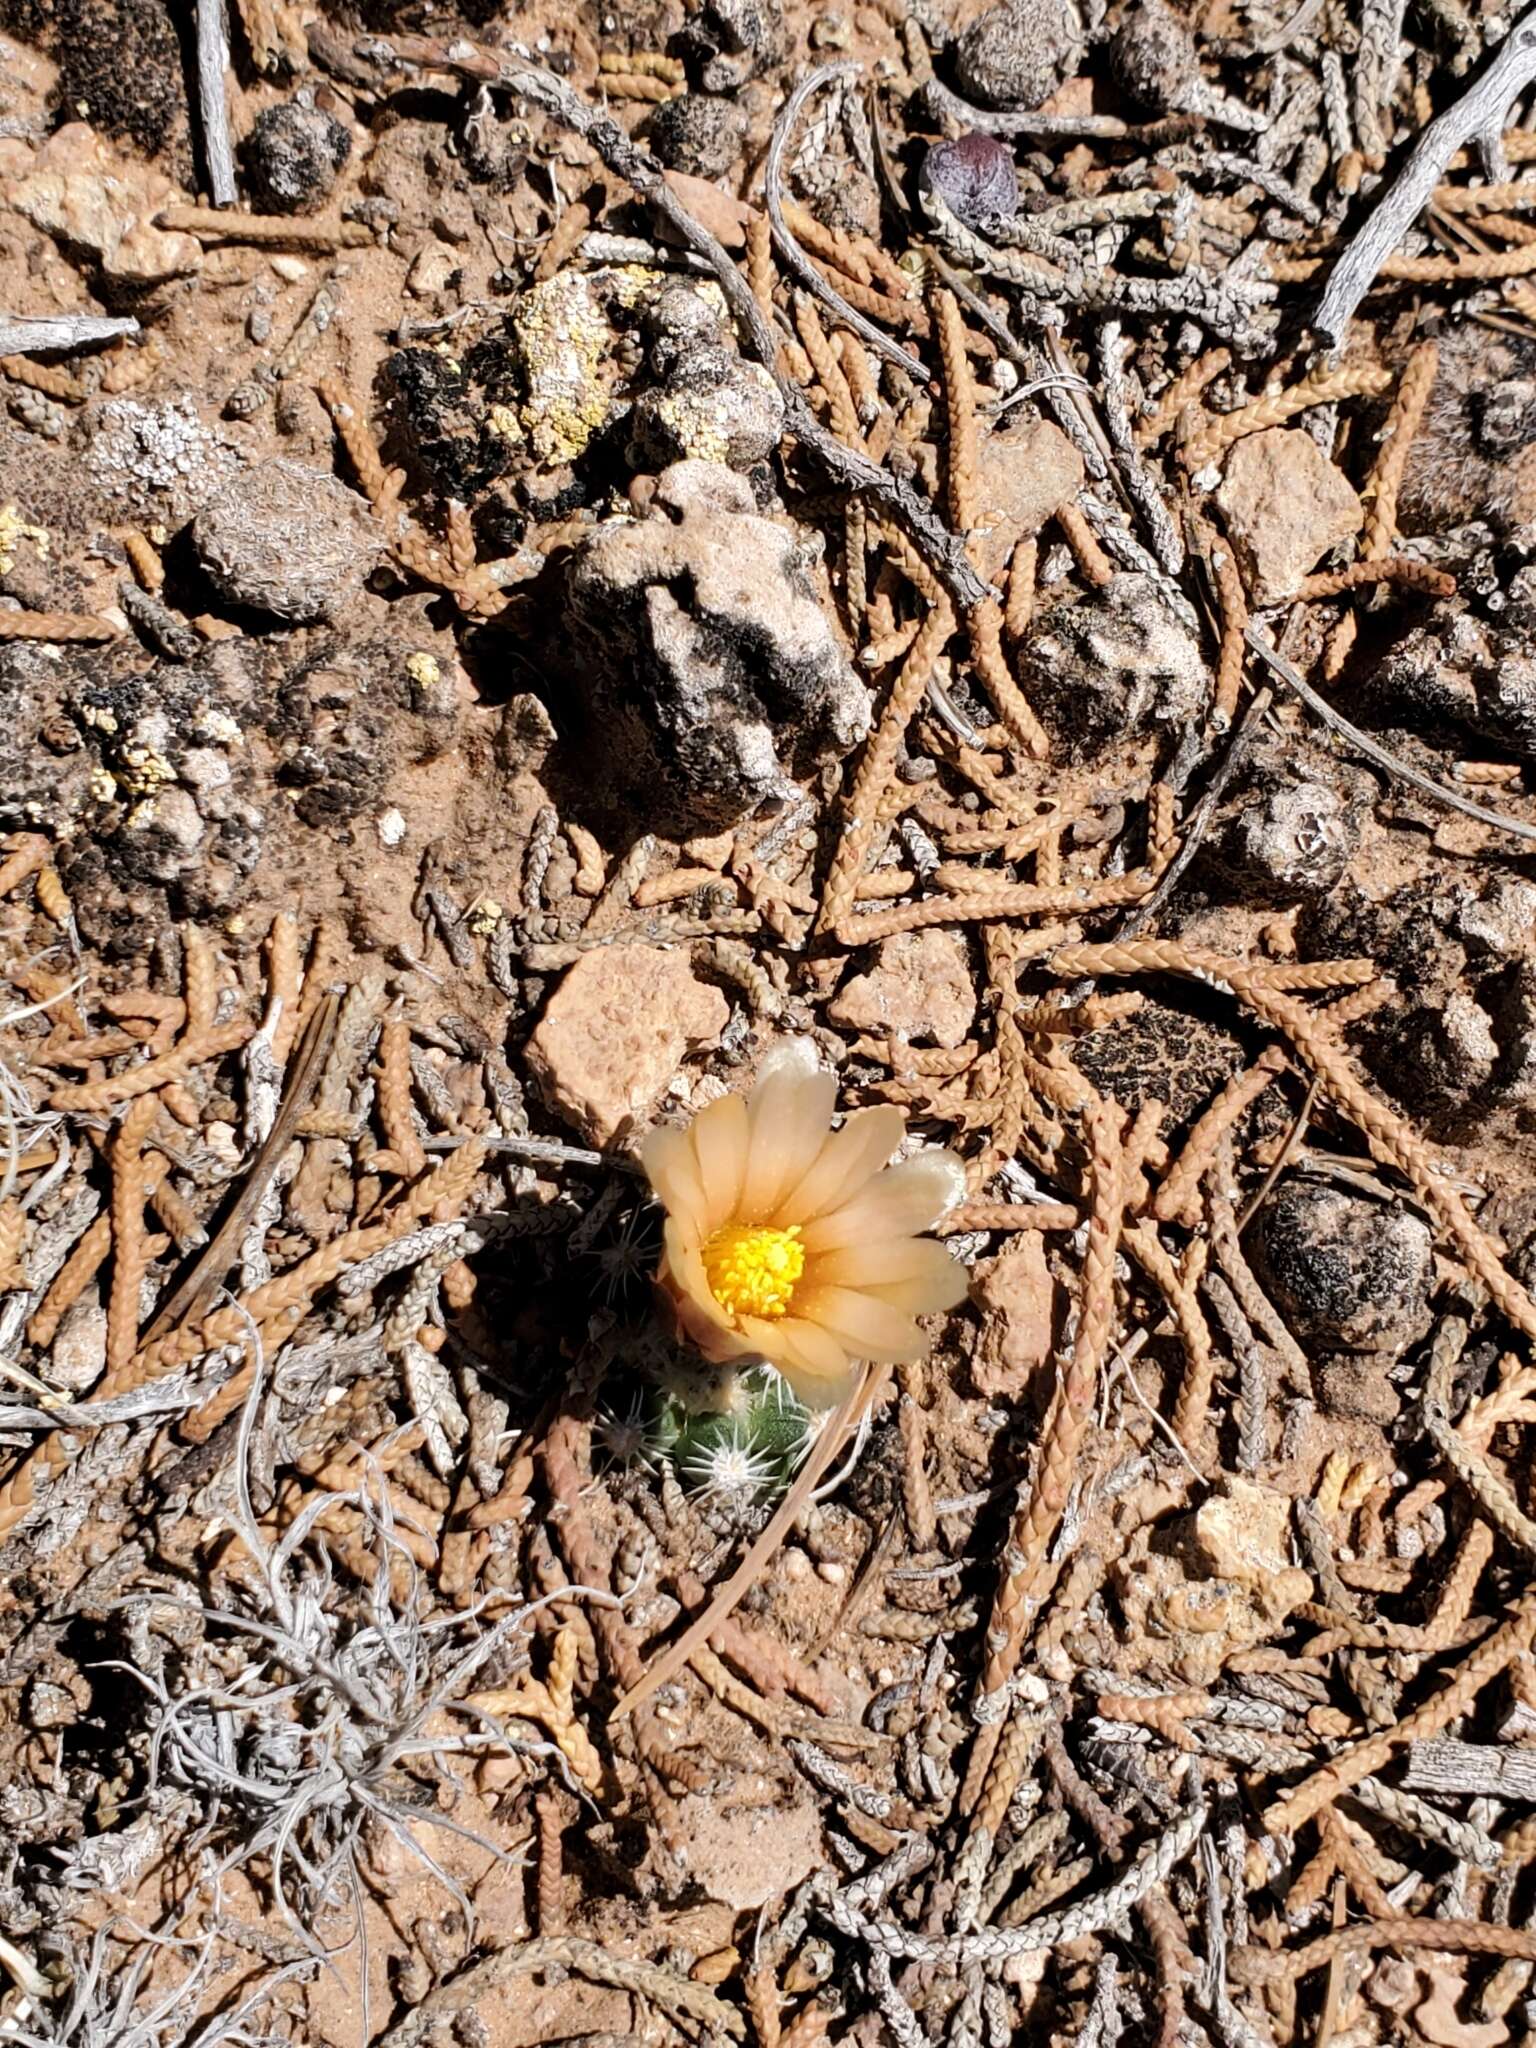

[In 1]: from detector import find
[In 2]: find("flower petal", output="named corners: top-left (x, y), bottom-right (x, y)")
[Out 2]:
top-left (689, 1092), bottom-right (750, 1234)
top-left (767, 1320), bottom-right (857, 1408)
top-left (805, 1236), bottom-right (969, 1313)
top-left (663, 1221), bottom-right (735, 1337)
top-left (737, 1063), bottom-right (838, 1224)
top-left (642, 1126), bottom-right (709, 1242)
top-left (793, 1283), bottom-right (927, 1363)
top-left (798, 1150), bottom-right (968, 1255)
top-left (771, 1104), bottom-right (906, 1227)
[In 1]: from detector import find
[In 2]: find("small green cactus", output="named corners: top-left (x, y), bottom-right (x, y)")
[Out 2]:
top-left (596, 1361), bottom-right (817, 1503)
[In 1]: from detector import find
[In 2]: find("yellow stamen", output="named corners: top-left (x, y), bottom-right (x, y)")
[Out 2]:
top-left (701, 1223), bottom-right (805, 1321)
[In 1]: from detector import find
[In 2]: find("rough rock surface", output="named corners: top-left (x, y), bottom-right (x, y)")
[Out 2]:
top-left (627, 285), bottom-right (784, 472)
top-left (564, 461), bottom-right (871, 833)
top-left (647, 94), bottom-right (746, 178)
top-left (1023, 573), bottom-right (1208, 759)
top-left (0, 123), bottom-right (201, 290)
top-left (242, 100), bottom-right (352, 214)
top-left (955, 0), bottom-right (1084, 109)
top-left (829, 930), bottom-right (976, 1048)
top-left (1215, 428), bottom-right (1363, 603)
top-left (973, 418), bottom-right (1085, 581)
top-left (191, 459), bottom-right (380, 622)
top-left (527, 944), bottom-right (729, 1144)
top-left (1369, 608), bottom-right (1536, 758)
top-left (1250, 1180), bottom-right (1435, 1354)
top-left (968, 1234), bottom-right (1057, 1399)
top-left (676, 0), bottom-right (785, 91)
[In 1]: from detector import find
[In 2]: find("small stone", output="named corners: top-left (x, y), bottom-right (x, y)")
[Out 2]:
top-left (527, 944), bottom-right (729, 1145)
top-left (669, 1785), bottom-right (821, 1908)
top-left (973, 417), bottom-right (1085, 580)
top-left (676, 0), bottom-right (785, 91)
top-left (4, 123), bottom-right (201, 289)
top-left (628, 347), bottom-right (785, 471)
top-left (829, 929), bottom-right (976, 1048)
top-left (407, 240), bottom-right (459, 298)
top-left (1108, 0), bottom-right (1200, 111)
top-left (1191, 1477), bottom-right (1294, 1586)
top-left (242, 99), bottom-right (352, 215)
top-left (647, 93), bottom-right (747, 179)
top-left (191, 457), bottom-right (380, 623)
top-left (955, 0), bottom-right (1084, 110)
top-left (1022, 572), bottom-right (1208, 759)
top-left (1250, 1180), bottom-right (1435, 1355)
top-left (969, 1233), bottom-right (1057, 1399)
top-left (919, 133), bottom-right (1020, 228)
top-left (267, 253), bottom-right (308, 283)
top-left (1215, 428), bottom-right (1363, 604)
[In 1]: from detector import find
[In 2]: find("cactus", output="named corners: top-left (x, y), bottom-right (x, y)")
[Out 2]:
top-left (596, 1360), bottom-right (817, 1503)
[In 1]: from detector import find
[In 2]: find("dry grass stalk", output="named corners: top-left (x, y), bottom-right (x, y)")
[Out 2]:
top-left (1056, 501), bottom-right (1115, 588)
top-left (158, 204), bottom-right (373, 249)
top-left (1154, 1045), bottom-right (1287, 1225)
top-left (375, 1015), bottom-right (427, 1179)
top-left (1210, 540), bottom-right (1249, 727)
top-left (0, 609), bottom-right (118, 643)
top-left (966, 1094), bottom-right (1125, 1792)
top-left (1135, 347), bottom-right (1232, 446)
top-left (0, 354), bottom-right (86, 401)
top-left (1183, 361), bottom-right (1393, 469)
top-left (1295, 556), bottom-right (1455, 600)
top-left (105, 1097), bottom-right (158, 1375)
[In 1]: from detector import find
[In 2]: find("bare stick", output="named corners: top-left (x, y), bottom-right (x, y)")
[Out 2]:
top-left (195, 0), bottom-right (238, 206)
top-left (1244, 626), bottom-right (1536, 845)
top-left (0, 315), bottom-right (138, 353)
top-left (1316, 5), bottom-right (1536, 345)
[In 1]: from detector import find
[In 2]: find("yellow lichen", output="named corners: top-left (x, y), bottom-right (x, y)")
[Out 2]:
top-left (0, 506), bottom-right (49, 577)
top-left (465, 897), bottom-right (503, 935)
top-left (405, 652), bottom-right (441, 690)
top-left (510, 272), bottom-right (619, 466)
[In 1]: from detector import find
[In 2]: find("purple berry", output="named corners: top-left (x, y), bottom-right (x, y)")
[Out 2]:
top-left (920, 133), bottom-right (1020, 227)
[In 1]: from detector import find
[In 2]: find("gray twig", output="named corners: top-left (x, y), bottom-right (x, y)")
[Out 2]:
top-left (195, 0), bottom-right (239, 207)
top-left (1315, 5), bottom-right (1536, 343)
top-left (0, 314), bottom-right (139, 353)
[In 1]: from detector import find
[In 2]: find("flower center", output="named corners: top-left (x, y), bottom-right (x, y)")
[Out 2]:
top-left (701, 1224), bottom-right (805, 1321)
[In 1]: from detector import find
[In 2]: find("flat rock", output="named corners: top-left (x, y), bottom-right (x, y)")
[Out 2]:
top-left (191, 458), bottom-right (380, 622)
top-left (828, 929), bottom-right (976, 1048)
top-left (969, 1233), bottom-right (1057, 1399)
top-left (973, 417), bottom-right (1085, 581)
top-left (528, 944), bottom-right (728, 1145)
top-left (669, 1785), bottom-right (822, 1908)
top-left (1215, 427), bottom-right (1362, 604)
top-left (1, 123), bottom-right (201, 289)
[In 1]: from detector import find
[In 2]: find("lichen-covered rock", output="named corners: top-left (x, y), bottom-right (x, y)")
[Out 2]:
top-left (242, 99), bottom-right (351, 214)
top-left (1250, 1180), bottom-right (1434, 1355)
top-left (1368, 609), bottom-right (1536, 758)
top-left (563, 460), bottom-right (871, 833)
top-left (191, 458), bottom-right (380, 622)
top-left (84, 394), bottom-right (243, 524)
top-left (676, 0), bottom-right (785, 90)
top-left (1108, 0), bottom-right (1200, 110)
top-left (527, 944), bottom-right (729, 1144)
top-left (955, 0), bottom-right (1083, 110)
top-left (1021, 573), bottom-right (1207, 759)
top-left (1209, 736), bottom-right (1367, 904)
top-left (1400, 325), bottom-right (1536, 533)
top-left (627, 284), bottom-right (785, 471)
top-left (1215, 428), bottom-right (1363, 603)
top-left (647, 93), bottom-right (747, 178)
top-left (508, 270), bottom-right (623, 468)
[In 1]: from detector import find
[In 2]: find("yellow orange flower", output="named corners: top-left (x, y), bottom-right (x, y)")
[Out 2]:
top-left (641, 1039), bottom-right (969, 1408)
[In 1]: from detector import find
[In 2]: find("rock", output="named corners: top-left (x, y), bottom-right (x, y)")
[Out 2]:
top-left (2, 123), bottom-right (201, 291)
top-left (1108, 0), bottom-right (1200, 110)
top-left (1217, 433), bottom-right (1352, 594)
top-left (972, 418), bottom-right (1084, 581)
top-left (661, 170), bottom-right (752, 250)
top-left (1022, 573), bottom-right (1208, 760)
top-left (676, 0), bottom-right (785, 90)
top-left (955, 0), bottom-right (1084, 110)
top-left (969, 1234), bottom-right (1057, 1399)
top-left (191, 458), bottom-right (380, 622)
top-left (1215, 428), bottom-right (1363, 603)
top-left (84, 394), bottom-right (244, 525)
top-left (563, 460), bottom-right (871, 833)
top-left (1250, 1180), bottom-right (1435, 1355)
top-left (669, 1786), bottom-right (822, 1907)
top-left (406, 240), bottom-right (459, 297)
top-left (527, 944), bottom-right (729, 1145)
top-left (1191, 1477), bottom-right (1295, 1585)
top-left (1370, 610), bottom-right (1536, 759)
top-left (648, 94), bottom-right (747, 178)
top-left (919, 133), bottom-right (1020, 227)
top-left (242, 100), bottom-right (351, 214)
top-left (829, 930), bottom-right (976, 1048)
top-left (509, 271), bottom-right (620, 467)
top-left (628, 328), bottom-right (784, 471)
top-left (1400, 325), bottom-right (1536, 533)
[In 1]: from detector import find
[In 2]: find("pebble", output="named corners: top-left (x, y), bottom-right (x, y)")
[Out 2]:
top-left (190, 457), bottom-right (381, 623)
top-left (828, 929), bottom-right (976, 1048)
top-left (647, 93), bottom-right (747, 179)
top-left (526, 942), bottom-right (729, 1145)
top-left (1215, 427), bottom-right (1363, 604)
top-left (1022, 571), bottom-right (1207, 759)
top-left (974, 417), bottom-right (1085, 581)
top-left (969, 1233), bottom-right (1056, 1400)
top-left (0, 122), bottom-right (200, 289)
top-left (919, 133), bottom-right (1020, 228)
